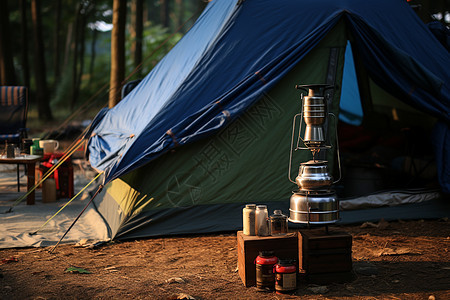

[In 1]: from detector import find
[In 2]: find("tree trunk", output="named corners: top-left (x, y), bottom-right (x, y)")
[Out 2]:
top-left (147, 0), bottom-right (159, 25)
top-left (131, 0), bottom-right (143, 77)
top-left (77, 3), bottom-right (89, 95)
top-left (89, 3), bottom-right (97, 77)
top-left (71, 1), bottom-right (92, 110)
top-left (20, 0), bottom-right (30, 88)
top-left (71, 2), bottom-right (82, 109)
top-left (160, 0), bottom-right (170, 28)
top-left (109, 0), bottom-right (127, 108)
top-left (63, 22), bottom-right (74, 73)
top-left (89, 28), bottom-right (98, 77)
top-left (176, 0), bottom-right (184, 30)
top-left (0, 0), bottom-right (17, 86)
top-left (53, 0), bottom-right (62, 86)
top-left (31, 0), bottom-right (53, 120)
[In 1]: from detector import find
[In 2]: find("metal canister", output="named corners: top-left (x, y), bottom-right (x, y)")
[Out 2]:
top-left (255, 251), bottom-right (278, 290)
top-left (275, 259), bottom-right (297, 294)
top-left (22, 139), bottom-right (33, 155)
top-left (242, 204), bottom-right (256, 236)
top-left (270, 210), bottom-right (288, 236)
top-left (6, 143), bottom-right (15, 158)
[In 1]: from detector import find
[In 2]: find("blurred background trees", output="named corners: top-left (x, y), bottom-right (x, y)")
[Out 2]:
top-left (0, 0), bottom-right (208, 122)
top-left (0, 0), bottom-right (447, 121)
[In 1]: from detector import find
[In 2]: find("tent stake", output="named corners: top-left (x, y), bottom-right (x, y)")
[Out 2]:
top-left (49, 184), bottom-right (104, 254)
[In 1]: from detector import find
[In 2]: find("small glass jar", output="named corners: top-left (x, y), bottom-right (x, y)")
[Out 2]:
top-left (270, 210), bottom-right (288, 236)
top-left (242, 204), bottom-right (256, 236)
top-left (256, 205), bottom-right (269, 236)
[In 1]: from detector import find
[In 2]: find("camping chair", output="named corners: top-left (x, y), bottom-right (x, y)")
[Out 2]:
top-left (0, 86), bottom-right (29, 144)
top-left (0, 86), bottom-right (29, 192)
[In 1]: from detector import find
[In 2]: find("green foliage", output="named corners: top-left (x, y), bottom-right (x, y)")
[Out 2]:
top-left (125, 23), bottom-right (183, 79)
top-left (51, 67), bottom-right (73, 109)
top-left (51, 29), bottom-right (111, 112)
top-left (65, 267), bottom-right (92, 274)
top-left (6, 0), bottom-right (202, 120)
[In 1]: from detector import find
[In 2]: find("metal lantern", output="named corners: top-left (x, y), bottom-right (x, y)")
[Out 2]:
top-left (288, 84), bottom-right (341, 225)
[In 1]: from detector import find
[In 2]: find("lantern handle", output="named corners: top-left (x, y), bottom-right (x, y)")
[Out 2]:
top-left (328, 112), bottom-right (342, 184)
top-left (288, 113), bottom-right (302, 184)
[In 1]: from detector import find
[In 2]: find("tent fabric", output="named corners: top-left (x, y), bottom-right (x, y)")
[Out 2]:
top-left (87, 0), bottom-right (450, 194)
top-left (432, 121), bottom-right (450, 193)
top-left (339, 41), bottom-right (363, 126)
top-left (94, 182), bottom-right (446, 240)
top-left (92, 20), bottom-right (349, 239)
top-left (86, 0), bottom-right (450, 240)
top-left (427, 21), bottom-right (450, 52)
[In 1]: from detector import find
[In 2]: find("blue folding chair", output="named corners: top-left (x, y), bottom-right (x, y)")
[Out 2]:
top-left (0, 86), bottom-right (29, 192)
top-left (0, 86), bottom-right (29, 144)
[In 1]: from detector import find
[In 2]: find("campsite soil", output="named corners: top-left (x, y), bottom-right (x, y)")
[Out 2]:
top-left (0, 219), bottom-right (449, 300)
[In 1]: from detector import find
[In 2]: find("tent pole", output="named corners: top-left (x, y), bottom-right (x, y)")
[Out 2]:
top-left (48, 184), bottom-right (104, 254)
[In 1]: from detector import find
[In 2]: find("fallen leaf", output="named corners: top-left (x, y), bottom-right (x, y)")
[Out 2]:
top-left (74, 239), bottom-right (89, 247)
top-left (1, 257), bottom-right (18, 264)
top-left (166, 277), bottom-right (185, 284)
top-left (65, 267), bottom-right (91, 274)
top-left (105, 267), bottom-right (119, 272)
top-left (176, 293), bottom-right (195, 299)
top-left (379, 247), bottom-right (422, 256)
top-left (360, 219), bottom-right (389, 229)
top-left (360, 222), bottom-right (378, 229)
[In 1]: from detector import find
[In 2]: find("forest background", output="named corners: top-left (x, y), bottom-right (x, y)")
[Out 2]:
top-left (0, 0), bottom-right (208, 126)
top-left (0, 0), bottom-right (448, 126)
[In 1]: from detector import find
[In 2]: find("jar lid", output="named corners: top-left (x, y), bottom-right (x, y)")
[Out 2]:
top-left (277, 259), bottom-right (295, 266)
top-left (245, 204), bottom-right (256, 209)
top-left (258, 250), bottom-right (275, 257)
top-left (256, 205), bottom-right (267, 210)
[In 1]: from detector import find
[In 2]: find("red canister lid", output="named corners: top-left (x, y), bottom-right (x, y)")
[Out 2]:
top-left (255, 251), bottom-right (278, 265)
top-left (275, 259), bottom-right (296, 273)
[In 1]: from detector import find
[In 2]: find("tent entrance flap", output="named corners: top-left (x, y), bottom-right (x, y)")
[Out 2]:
top-left (340, 41), bottom-right (363, 126)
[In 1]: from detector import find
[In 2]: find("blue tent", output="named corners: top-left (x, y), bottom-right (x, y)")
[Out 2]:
top-left (86, 0), bottom-right (450, 239)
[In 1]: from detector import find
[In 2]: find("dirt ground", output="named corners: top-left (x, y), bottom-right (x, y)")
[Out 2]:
top-left (0, 219), bottom-right (449, 300)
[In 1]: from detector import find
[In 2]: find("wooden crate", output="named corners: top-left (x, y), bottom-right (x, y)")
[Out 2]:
top-left (237, 231), bottom-right (298, 287)
top-left (298, 228), bottom-right (352, 275)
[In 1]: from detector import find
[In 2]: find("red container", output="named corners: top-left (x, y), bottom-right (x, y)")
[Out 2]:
top-left (38, 153), bottom-right (74, 199)
top-left (275, 259), bottom-right (297, 294)
top-left (255, 251), bottom-right (278, 290)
